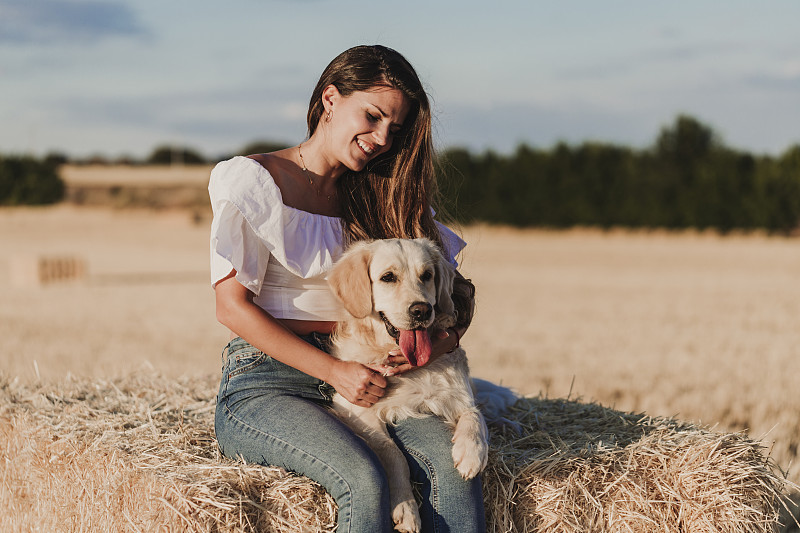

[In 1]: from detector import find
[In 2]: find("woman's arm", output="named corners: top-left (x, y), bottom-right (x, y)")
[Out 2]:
top-left (215, 270), bottom-right (388, 407)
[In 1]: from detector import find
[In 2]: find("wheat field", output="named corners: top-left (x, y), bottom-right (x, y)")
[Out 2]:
top-left (1, 203), bottom-right (799, 496)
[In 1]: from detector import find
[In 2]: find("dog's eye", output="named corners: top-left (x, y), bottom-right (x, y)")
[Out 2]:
top-left (420, 270), bottom-right (433, 282)
top-left (380, 272), bottom-right (397, 283)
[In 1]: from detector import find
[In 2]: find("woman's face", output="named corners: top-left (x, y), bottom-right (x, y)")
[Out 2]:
top-left (323, 85), bottom-right (411, 172)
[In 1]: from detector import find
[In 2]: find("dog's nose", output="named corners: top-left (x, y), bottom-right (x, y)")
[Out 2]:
top-left (409, 302), bottom-right (433, 322)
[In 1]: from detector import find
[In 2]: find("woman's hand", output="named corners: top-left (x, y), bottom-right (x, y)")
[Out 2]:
top-left (383, 327), bottom-right (462, 376)
top-left (325, 359), bottom-right (388, 408)
top-left (216, 272), bottom-right (389, 409)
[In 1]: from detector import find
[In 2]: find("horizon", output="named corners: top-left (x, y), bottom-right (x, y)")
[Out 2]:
top-left (33, 112), bottom-right (799, 164)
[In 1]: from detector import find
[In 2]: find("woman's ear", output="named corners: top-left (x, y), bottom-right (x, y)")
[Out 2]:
top-left (321, 84), bottom-right (340, 116)
top-left (329, 243), bottom-right (373, 319)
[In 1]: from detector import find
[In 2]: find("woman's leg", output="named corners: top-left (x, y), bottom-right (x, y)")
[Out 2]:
top-left (215, 338), bottom-right (392, 533)
top-left (389, 416), bottom-right (486, 533)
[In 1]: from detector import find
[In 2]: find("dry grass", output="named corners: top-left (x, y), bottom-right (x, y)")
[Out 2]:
top-left (60, 164), bottom-right (213, 211)
top-left (483, 396), bottom-right (794, 532)
top-left (2, 371), bottom-right (794, 532)
top-left (0, 372), bottom-right (337, 532)
top-left (60, 164), bottom-right (214, 187)
top-left (1, 202), bottom-right (799, 529)
top-left (458, 225), bottom-right (800, 491)
top-left (0, 206), bottom-right (226, 380)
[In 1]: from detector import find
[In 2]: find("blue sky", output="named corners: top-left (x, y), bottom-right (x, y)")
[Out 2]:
top-left (2, 0), bottom-right (799, 160)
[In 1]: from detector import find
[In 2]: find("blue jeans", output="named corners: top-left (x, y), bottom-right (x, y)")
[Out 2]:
top-left (215, 335), bottom-right (485, 533)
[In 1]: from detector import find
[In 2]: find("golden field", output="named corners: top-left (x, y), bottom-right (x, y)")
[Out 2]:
top-left (1, 200), bottom-right (799, 495)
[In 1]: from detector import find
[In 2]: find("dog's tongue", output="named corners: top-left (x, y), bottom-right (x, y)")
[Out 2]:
top-left (398, 328), bottom-right (432, 367)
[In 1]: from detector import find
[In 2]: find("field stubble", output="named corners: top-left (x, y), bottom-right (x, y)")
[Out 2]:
top-left (1, 205), bottom-right (799, 488)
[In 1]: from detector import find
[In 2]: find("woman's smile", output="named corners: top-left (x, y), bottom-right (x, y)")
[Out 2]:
top-left (356, 138), bottom-right (376, 155)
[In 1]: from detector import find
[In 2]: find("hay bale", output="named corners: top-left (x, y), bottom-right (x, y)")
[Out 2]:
top-left (483, 398), bottom-right (797, 532)
top-left (10, 254), bottom-right (87, 287)
top-left (0, 372), bottom-right (795, 532)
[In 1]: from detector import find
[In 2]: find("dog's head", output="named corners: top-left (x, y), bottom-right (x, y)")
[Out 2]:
top-left (328, 238), bottom-right (456, 366)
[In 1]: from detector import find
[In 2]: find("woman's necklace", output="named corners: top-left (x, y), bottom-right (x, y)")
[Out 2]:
top-left (298, 143), bottom-right (335, 201)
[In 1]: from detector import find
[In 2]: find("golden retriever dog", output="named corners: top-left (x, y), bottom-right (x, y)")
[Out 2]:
top-left (328, 238), bottom-right (489, 533)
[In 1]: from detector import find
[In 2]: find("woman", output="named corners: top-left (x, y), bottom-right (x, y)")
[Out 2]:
top-left (210, 44), bottom-right (482, 532)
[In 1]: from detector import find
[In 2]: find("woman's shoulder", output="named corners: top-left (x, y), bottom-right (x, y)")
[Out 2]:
top-left (245, 151), bottom-right (294, 182)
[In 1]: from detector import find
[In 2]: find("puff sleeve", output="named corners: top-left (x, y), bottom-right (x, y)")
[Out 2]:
top-left (209, 203), bottom-right (270, 294)
top-left (208, 159), bottom-right (274, 294)
top-left (436, 220), bottom-right (467, 267)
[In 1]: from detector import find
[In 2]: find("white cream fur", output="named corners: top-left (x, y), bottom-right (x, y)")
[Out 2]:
top-left (328, 238), bottom-right (489, 533)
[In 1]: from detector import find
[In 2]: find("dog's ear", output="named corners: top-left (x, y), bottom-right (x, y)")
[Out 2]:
top-left (433, 249), bottom-right (456, 321)
top-left (329, 243), bottom-right (373, 319)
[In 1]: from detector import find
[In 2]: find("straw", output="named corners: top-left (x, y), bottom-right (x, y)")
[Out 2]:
top-left (1, 372), bottom-right (796, 532)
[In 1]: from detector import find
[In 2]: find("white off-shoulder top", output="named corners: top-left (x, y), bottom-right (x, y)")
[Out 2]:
top-left (208, 156), bottom-right (466, 321)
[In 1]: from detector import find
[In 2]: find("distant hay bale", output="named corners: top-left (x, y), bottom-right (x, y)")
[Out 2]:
top-left (10, 254), bottom-right (87, 287)
top-left (1, 372), bottom-right (795, 532)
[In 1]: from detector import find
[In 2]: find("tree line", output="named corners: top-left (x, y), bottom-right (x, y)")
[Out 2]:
top-left (1, 115), bottom-right (798, 233)
top-left (437, 116), bottom-right (800, 234)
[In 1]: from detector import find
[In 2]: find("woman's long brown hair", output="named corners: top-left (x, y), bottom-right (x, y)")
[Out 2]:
top-left (307, 45), bottom-right (443, 249)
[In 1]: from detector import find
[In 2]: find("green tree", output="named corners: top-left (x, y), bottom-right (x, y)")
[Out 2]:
top-left (0, 155), bottom-right (65, 205)
top-left (237, 140), bottom-right (290, 156)
top-left (765, 145), bottom-right (800, 233)
top-left (146, 145), bottom-right (206, 165)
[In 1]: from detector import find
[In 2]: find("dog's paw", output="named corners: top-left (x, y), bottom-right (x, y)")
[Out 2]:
top-left (452, 434), bottom-right (489, 479)
top-left (392, 499), bottom-right (421, 533)
top-left (451, 413), bottom-right (489, 479)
